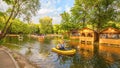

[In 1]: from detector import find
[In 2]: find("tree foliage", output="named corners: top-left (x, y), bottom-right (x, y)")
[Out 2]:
top-left (0, 18), bottom-right (40, 34)
top-left (53, 24), bottom-right (61, 34)
top-left (60, 11), bottom-right (82, 32)
top-left (39, 16), bottom-right (53, 34)
top-left (60, 0), bottom-right (120, 33)
top-left (89, 0), bottom-right (120, 31)
top-left (71, 0), bottom-right (93, 27)
top-left (0, 16), bottom-right (5, 30)
top-left (0, 0), bottom-right (40, 39)
top-left (10, 19), bottom-right (30, 34)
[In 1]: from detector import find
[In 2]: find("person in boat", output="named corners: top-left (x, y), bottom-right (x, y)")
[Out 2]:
top-left (56, 41), bottom-right (65, 50)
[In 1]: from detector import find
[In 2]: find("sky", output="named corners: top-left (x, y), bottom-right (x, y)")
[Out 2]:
top-left (33, 0), bottom-right (74, 24)
top-left (0, 0), bottom-right (8, 11)
top-left (0, 0), bottom-right (74, 24)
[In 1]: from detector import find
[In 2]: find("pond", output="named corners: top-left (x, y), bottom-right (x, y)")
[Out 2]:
top-left (1, 36), bottom-right (120, 68)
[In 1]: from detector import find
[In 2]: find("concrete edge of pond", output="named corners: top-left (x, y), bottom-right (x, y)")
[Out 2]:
top-left (0, 46), bottom-right (39, 68)
top-left (1, 49), bottom-right (19, 68)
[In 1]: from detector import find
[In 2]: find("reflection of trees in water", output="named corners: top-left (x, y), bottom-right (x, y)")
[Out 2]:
top-left (70, 50), bottom-right (93, 68)
top-left (44, 37), bottom-right (51, 44)
top-left (26, 46), bottom-right (32, 55)
top-left (39, 37), bottom-right (52, 44)
top-left (5, 36), bottom-right (19, 44)
top-left (92, 44), bottom-right (118, 68)
top-left (3, 36), bottom-right (120, 68)
top-left (92, 46), bottom-right (110, 68)
top-left (57, 55), bottom-right (73, 65)
top-left (39, 42), bottom-right (53, 56)
top-left (98, 46), bottom-right (120, 68)
top-left (3, 36), bottom-right (36, 45)
top-left (92, 55), bottom-right (111, 68)
top-left (70, 44), bottom-right (119, 68)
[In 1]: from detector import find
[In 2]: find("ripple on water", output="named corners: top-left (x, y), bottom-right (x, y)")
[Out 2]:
top-left (28, 53), bottom-right (57, 68)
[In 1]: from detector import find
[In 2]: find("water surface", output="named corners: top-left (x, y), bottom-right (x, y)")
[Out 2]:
top-left (1, 36), bottom-right (120, 68)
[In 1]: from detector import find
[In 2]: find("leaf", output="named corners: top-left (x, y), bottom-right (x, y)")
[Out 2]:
top-left (3, 0), bottom-right (13, 5)
top-left (0, 12), bottom-right (4, 16)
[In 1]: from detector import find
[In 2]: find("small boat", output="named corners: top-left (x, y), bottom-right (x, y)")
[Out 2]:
top-left (52, 48), bottom-right (76, 55)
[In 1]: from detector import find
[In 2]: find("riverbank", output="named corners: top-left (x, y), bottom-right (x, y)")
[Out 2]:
top-left (0, 46), bottom-right (38, 68)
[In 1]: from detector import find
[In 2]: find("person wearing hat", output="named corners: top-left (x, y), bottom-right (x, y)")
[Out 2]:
top-left (56, 40), bottom-right (65, 50)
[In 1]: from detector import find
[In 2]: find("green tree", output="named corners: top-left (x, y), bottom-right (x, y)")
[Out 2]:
top-left (71, 0), bottom-right (93, 27)
top-left (10, 19), bottom-right (23, 34)
top-left (53, 24), bottom-right (61, 34)
top-left (0, 16), bottom-right (5, 30)
top-left (28, 23), bottom-right (40, 34)
top-left (71, 0), bottom-right (120, 32)
top-left (60, 12), bottom-right (71, 31)
top-left (60, 11), bottom-right (82, 32)
top-left (103, 21), bottom-right (118, 29)
top-left (0, 0), bottom-right (40, 39)
top-left (89, 0), bottom-right (120, 32)
top-left (39, 16), bottom-right (53, 34)
top-left (9, 19), bottom-right (30, 34)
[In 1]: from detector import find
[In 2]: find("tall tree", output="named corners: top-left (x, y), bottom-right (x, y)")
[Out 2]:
top-left (90, 0), bottom-right (120, 32)
top-left (39, 16), bottom-right (53, 34)
top-left (71, 0), bottom-right (93, 27)
top-left (0, 16), bottom-right (5, 30)
top-left (9, 19), bottom-right (30, 34)
top-left (53, 24), bottom-right (60, 34)
top-left (60, 11), bottom-right (81, 32)
top-left (71, 0), bottom-right (120, 32)
top-left (62, 0), bottom-right (120, 41)
top-left (60, 12), bottom-right (71, 31)
top-left (0, 0), bottom-right (40, 39)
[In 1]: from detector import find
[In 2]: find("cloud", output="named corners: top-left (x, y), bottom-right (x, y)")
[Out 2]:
top-left (38, 8), bottom-right (54, 15)
top-left (65, 5), bottom-right (71, 13)
top-left (0, 0), bottom-right (74, 24)
top-left (33, 0), bottom-right (63, 24)
top-left (32, 0), bottom-right (74, 24)
top-left (0, 0), bottom-right (8, 12)
top-left (52, 16), bottom-right (61, 24)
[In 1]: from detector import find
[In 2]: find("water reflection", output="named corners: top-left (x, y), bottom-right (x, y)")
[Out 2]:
top-left (1, 36), bottom-right (120, 68)
top-left (99, 45), bottom-right (120, 68)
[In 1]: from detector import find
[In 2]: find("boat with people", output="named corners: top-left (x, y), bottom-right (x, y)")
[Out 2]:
top-left (52, 48), bottom-right (76, 55)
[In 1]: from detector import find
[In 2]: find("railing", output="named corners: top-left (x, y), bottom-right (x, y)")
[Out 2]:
top-left (80, 37), bottom-right (94, 41)
top-left (6, 34), bottom-right (19, 37)
top-left (79, 37), bottom-right (94, 44)
top-left (99, 38), bottom-right (120, 45)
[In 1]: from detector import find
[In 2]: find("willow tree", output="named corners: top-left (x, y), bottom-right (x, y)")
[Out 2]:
top-left (39, 16), bottom-right (53, 34)
top-left (0, 0), bottom-right (40, 39)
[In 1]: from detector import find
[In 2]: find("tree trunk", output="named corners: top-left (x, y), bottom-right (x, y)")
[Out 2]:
top-left (82, 14), bottom-right (86, 28)
top-left (0, 3), bottom-right (16, 40)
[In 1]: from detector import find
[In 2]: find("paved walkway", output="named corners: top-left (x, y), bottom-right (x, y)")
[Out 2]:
top-left (0, 49), bottom-right (19, 68)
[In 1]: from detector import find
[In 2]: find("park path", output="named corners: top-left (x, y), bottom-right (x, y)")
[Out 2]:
top-left (0, 49), bottom-right (19, 68)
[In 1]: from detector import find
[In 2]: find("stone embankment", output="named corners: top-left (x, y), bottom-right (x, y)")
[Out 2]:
top-left (0, 46), bottom-right (38, 68)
